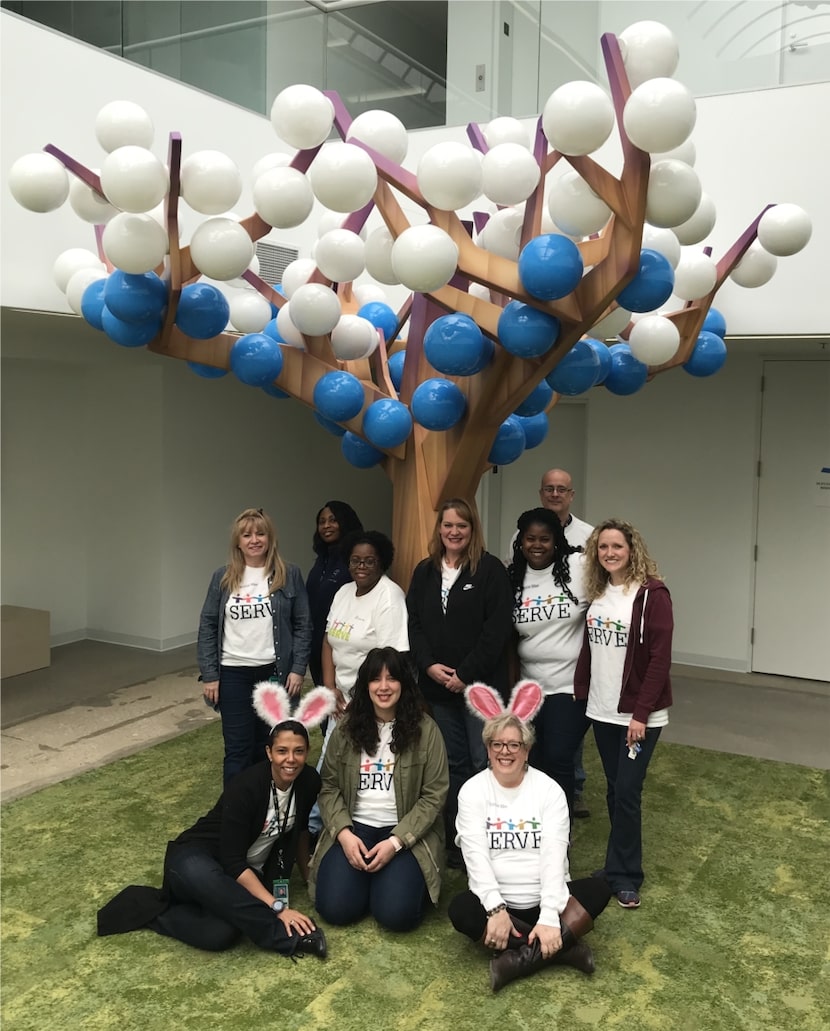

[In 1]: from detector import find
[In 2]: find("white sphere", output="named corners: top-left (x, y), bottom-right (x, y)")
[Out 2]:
top-left (628, 315), bottom-right (680, 365)
top-left (481, 143), bottom-right (541, 205)
top-left (253, 166), bottom-right (314, 228)
top-left (95, 101), bottom-right (154, 152)
top-left (364, 226), bottom-right (400, 285)
top-left (673, 193), bottom-right (716, 246)
top-left (276, 302), bottom-right (306, 347)
top-left (542, 81), bottom-right (615, 156)
top-left (69, 173), bottom-right (118, 224)
top-left (53, 248), bottom-right (105, 292)
top-left (226, 254), bottom-right (261, 290)
top-left (417, 142), bottom-right (482, 211)
top-left (673, 251), bottom-right (718, 300)
top-left (619, 21), bottom-right (679, 89)
top-left (651, 139), bottom-right (696, 166)
top-left (101, 146), bottom-right (169, 213)
top-left (102, 212), bottom-right (168, 273)
top-left (483, 117), bottom-right (529, 149)
top-left (66, 267), bottom-right (107, 314)
top-left (288, 283), bottom-right (342, 335)
top-left (589, 306), bottom-right (632, 339)
top-left (229, 292), bottom-right (271, 333)
top-left (309, 143), bottom-right (378, 213)
top-left (757, 204), bottom-right (812, 256)
top-left (353, 283), bottom-right (388, 307)
top-left (623, 78), bottom-right (696, 154)
top-left (646, 159), bottom-right (702, 228)
top-left (251, 152), bottom-right (291, 183)
top-left (270, 84), bottom-right (334, 149)
top-left (347, 110), bottom-right (408, 163)
top-left (391, 225), bottom-right (459, 292)
top-left (478, 207), bottom-right (523, 260)
top-left (8, 152), bottom-right (69, 212)
top-left (189, 217), bottom-right (254, 281)
top-left (641, 224), bottom-right (681, 268)
top-left (331, 314), bottom-right (380, 360)
top-left (180, 150), bottom-right (242, 215)
top-left (281, 258), bottom-right (317, 298)
top-left (315, 228), bottom-right (365, 282)
top-left (731, 242), bottom-right (777, 288)
top-left (548, 170), bottom-right (611, 236)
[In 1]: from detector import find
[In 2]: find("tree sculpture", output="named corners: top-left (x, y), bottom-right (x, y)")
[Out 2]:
top-left (8, 20), bottom-right (812, 583)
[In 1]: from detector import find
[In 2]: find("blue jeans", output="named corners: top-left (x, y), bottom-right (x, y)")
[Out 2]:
top-left (429, 698), bottom-right (487, 848)
top-left (219, 662), bottom-right (276, 785)
top-left (529, 693), bottom-right (590, 818)
top-left (153, 845), bottom-right (297, 954)
top-left (315, 822), bottom-right (427, 931)
top-left (591, 721), bottom-right (662, 893)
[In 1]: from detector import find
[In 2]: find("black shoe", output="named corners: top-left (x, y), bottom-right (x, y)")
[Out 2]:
top-left (294, 927), bottom-right (327, 959)
top-left (573, 797), bottom-right (590, 818)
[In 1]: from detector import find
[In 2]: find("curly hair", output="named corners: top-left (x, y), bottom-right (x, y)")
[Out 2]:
top-left (341, 648), bottom-right (425, 756)
top-left (220, 508), bottom-right (286, 595)
top-left (340, 529), bottom-right (395, 572)
top-left (481, 712), bottom-right (535, 751)
top-left (582, 518), bottom-right (663, 600)
top-left (508, 507), bottom-right (579, 606)
top-left (311, 500), bottom-right (363, 556)
top-left (427, 498), bottom-right (485, 574)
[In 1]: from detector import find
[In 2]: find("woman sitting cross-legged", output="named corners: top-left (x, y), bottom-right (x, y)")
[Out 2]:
top-left (448, 681), bottom-right (611, 992)
top-left (309, 647), bottom-right (449, 932)
top-left (97, 684), bottom-right (334, 959)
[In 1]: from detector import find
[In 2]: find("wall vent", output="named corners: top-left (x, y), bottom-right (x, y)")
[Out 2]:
top-left (255, 242), bottom-right (299, 285)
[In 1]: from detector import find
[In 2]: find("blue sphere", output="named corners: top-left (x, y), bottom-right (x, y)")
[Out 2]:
top-left (80, 279), bottom-right (107, 331)
top-left (424, 313), bottom-right (493, 376)
top-left (616, 249), bottom-right (675, 313)
top-left (411, 378), bottom-right (467, 431)
top-left (488, 415), bottom-right (526, 466)
top-left (605, 342), bottom-right (648, 395)
top-left (363, 398), bottom-right (413, 449)
top-left (314, 412), bottom-right (347, 437)
top-left (176, 283), bottom-right (230, 340)
top-left (518, 234), bottom-right (583, 301)
top-left (313, 371), bottom-right (365, 422)
top-left (584, 336), bottom-right (612, 384)
top-left (263, 317), bottom-right (286, 344)
top-left (516, 411), bottom-right (549, 449)
top-left (515, 379), bottom-right (553, 417)
top-left (683, 331), bottom-right (727, 377)
top-left (262, 384), bottom-right (289, 398)
top-left (341, 431), bottom-right (384, 469)
top-left (357, 301), bottom-right (398, 343)
top-left (104, 270), bottom-right (167, 325)
top-left (269, 283), bottom-right (285, 318)
top-left (102, 306), bottom-right (161, 348)
top-left (387, 350), bottom-right (406, 390)
top-left (187, 361), bottom-right (228, 379)
top-left (546, 339), bottom-right (602, 396)
top-left (702, 307), bottom-right (727, 339)
top-left (230, 333), bottom-right (284, 387)
top-left (498, 300), bottom-right (560, 358)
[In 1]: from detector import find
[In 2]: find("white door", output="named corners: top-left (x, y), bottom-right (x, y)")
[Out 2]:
top-left (752, 360), bottom-right (830, 680)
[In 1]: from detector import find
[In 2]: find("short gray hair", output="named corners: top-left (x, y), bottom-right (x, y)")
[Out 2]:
top-left (482, 713), bottom-right (534, 751)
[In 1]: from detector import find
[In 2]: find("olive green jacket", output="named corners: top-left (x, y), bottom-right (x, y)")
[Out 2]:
top-left (308, 715), bottom-right (448, 904)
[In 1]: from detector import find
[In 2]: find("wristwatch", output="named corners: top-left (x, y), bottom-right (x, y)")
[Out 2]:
top-left (271, 899), bottom-right (286, 913)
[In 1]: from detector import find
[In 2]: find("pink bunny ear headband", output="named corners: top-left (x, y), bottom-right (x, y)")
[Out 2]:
top-left (252, 682), bottom-right (336, 733)
top-left (464, 680), bottom-right (544, 724)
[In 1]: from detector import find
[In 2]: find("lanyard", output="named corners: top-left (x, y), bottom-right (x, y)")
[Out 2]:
top-left (269, 780), bottom-right (295, 840)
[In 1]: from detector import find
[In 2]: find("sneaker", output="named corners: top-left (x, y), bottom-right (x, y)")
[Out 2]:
top-left (573, 796), bottom-right (590, 819)
top-left (616, 890), bottom-right (641, 909)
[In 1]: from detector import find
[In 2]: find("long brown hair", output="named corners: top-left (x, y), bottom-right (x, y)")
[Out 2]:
top-left (220, 508), bottom-right (286, 595)
top-left (582, 518), bottom-right (662, 600)
top-left (428, 498), bottom-right (485, 574)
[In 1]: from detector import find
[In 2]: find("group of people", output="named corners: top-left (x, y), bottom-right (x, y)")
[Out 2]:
top-left (98, 472), bottom-right (674, 992)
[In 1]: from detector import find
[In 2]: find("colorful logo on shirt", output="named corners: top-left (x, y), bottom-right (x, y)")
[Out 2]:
top-left (514, 592), bottom-right (574, 624)
top-left (328, 619), bottom-right (354, 641)
top-left (586, 614), bottom-right (628, 647)
top-left (485, 813), bottom-right (542, 849)
top-left (359, 755), bottom-right (395, 791)
top-left (228, 592), bottom-right (273, 620)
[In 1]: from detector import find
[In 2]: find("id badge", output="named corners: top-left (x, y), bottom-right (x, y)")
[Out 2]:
top-left (273, 878), bottom-right (290, 908)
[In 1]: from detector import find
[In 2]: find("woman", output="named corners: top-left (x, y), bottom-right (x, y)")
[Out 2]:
top-left (97, 684), bottom-right (334, 958)
top-left (509, 507), bottom-right (589, 818)
top-left (448, 682), bottom-right (611, 993)
top-left (198, 508), bottom-right (312, 785)
top-left (310, 647), bottom-right (448, 931)
top-left (305, 501), bottom-right (363, 686)
top-left (407, 498), bottom-right (513, 867)
top-left (574, 518), bottom-right (673, 910)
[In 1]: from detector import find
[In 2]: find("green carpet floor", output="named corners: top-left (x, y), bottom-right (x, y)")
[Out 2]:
top-left (2, 724), bottom-right (828, 1030)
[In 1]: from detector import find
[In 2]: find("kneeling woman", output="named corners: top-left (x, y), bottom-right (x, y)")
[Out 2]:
top-left (97, 685), bottom-right (333, 959)
top-left (448, 682), bottom-right (611, 992)
top-left (310, 647), bottom-right (449, 932)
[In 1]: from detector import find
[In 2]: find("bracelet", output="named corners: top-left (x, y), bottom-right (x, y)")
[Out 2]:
top-left (486, 903), bottom-right (507, 917)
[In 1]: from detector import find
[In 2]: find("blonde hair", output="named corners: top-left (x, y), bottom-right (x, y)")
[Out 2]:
top-left (428, 498), bottom-right (485, 574)
top-left (582, 518), bottom-right (662, 600)
top-left (221, 508), bottom-right (286, 595)
top-left (482, 713), bottom-right (535, 751)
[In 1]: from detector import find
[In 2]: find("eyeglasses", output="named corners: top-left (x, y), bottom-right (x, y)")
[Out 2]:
top-left (349, 556), bottom-right (378, 569)
top-left (541, 485), bottom-right (573, 496)
top-left (489, 740), bottom-right (523, 754)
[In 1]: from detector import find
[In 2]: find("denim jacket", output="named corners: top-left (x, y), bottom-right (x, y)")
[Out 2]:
top-left (197, 564), bottom-right (312, 684)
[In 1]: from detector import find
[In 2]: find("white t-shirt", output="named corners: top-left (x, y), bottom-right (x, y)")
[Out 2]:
top-left (585, 584), bottom-right (669, 728)
top-left (353, 720), bottom-right (398, 827)
top-left (505, 513), bottom-right (593, 564)
top-left (441, 560), bottom-right (461, 614)
top-left (246, 783), bottom-right (296, 871)
top-left (222, 568), bottom-right (276, 666)
top-left (514, 554), bottom-right (588, 694)
top-left (326, 575), bottom-right (409, 698)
